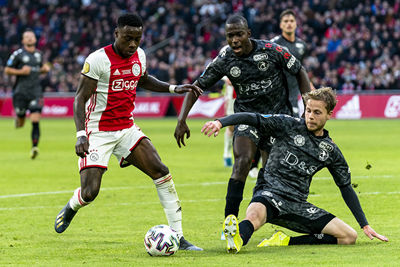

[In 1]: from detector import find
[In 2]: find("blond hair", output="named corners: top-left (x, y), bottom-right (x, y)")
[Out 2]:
top-left (303, 87), bottom-right (337, 113)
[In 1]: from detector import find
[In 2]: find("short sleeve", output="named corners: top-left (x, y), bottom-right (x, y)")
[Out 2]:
top-left (6, 50), bottom-right (21, 68)
top-left (137, 47), bottom-right (146, 76)
top-left (267, 41), bottom-right (302, 75)
top-left (81, 51), bottom-right (103, 80)
top-left (196, 46), bottom-right (226, 89)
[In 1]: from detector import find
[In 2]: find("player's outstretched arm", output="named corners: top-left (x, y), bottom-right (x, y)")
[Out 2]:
top-left (74, 75), bottom-right (97, 158)
top-left (201, 112), bottom-right (260, 137)
top-left (174, 81), bottom-right (204, 148)
top-left (138, 72), bottom-right (203, 97)
top-left (362, 225), bottom-right (388, 242)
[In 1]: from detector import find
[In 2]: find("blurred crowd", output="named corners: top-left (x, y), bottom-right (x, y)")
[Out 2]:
top-left (1, 0), bottom-right (400, 96)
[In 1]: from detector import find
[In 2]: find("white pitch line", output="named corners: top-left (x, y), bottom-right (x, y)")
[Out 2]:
top-left (1, 191), bottom-right (400, 212)
top-left (0, 175), bottom-right (395, 200)
top-left (0, 181), bottom-right (228, 199)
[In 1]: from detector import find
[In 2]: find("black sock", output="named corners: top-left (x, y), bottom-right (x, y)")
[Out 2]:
top-left (238, 220), bottom-right (254, 246)
top-left (250, 150), bottom-right (261, 169)
top-left (225, 178), bottom-right (245, 217)
top-left (32, 122), bottom-right (40, 147)
top-left (289, 233), bottom-right (337, 245)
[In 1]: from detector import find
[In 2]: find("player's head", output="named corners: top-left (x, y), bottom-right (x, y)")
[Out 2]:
top-left (114, 13), bottom-right (143, 58)
top-left (22, 29), bottom-right (37, 48)
top-left (279, 9), bottom-right (297, 36)
top-left (303, 87), bottom-right (337, 134)
top-left (225, 14), bottom-right (252, 57)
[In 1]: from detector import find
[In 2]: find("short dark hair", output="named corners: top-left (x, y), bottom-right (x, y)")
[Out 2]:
top-left (117, 13), bottom-right (143, 28)
top-left (226, 14), bottom-right (248, 28)
top-left (280, 9), bottom-right (296, 21)
top-left (303, 87), bottom-right (337, 113)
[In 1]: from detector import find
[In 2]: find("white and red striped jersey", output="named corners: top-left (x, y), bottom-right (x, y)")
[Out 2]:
top-left (81, 44), bottom-right (146, 132)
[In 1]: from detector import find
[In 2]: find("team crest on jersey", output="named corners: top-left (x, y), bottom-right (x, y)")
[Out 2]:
top-left (34, 52), bottom-right (41, 62)
top-left (296, 43), bottom-right (305, 55)
top-left (82, 62), bottom-right (90, 74)
top-left (319, 141), bottom-right (333, 152)
top-left (90, 152), bottom-right (99, 162)
top-left (22, 55), bottom-right (30, 63)
top-left (230, 66), bottom-right (241, 78)
top-left (258, 61), bottom-right (269, 71)
top-left (293, 135), bottom-right (305, 146)
top-left (132, 63), bottom-right (141, 76)
top-left (238, 124), bottom-right (248, 131)
top-left (319, 149), bottom-right (329, 161)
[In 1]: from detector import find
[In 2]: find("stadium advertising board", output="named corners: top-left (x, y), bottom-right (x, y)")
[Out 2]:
top-left (1, 94), bottom-right (400, 118)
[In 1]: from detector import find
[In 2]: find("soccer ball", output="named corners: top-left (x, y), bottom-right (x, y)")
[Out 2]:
top-left (144, 225), bottom-right (180, 256)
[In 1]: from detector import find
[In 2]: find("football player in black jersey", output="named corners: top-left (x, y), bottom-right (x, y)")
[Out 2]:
top-left (174, 15), bottom-right (311, 220)
top-left (271, 9), bottom-right (314, 117)
top-left (202, 87), bottom-right (388, 253)
top-left (4, 30), bottom-right (50, 159)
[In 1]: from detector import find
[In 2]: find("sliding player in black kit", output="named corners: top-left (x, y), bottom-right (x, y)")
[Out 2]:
top-left (202, 88), bottom-right (388, 253)
top-left (174, 14), bottom-right (311, 221)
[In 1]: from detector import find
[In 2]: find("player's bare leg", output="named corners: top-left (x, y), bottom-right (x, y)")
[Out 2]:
top-left (15, 116), bottom-right (25, 128)
top-left (225, 136), bottom-right (257, 217)
top-left (322, 217), bottom-right (358, 244)
top-left (55, 167), bottom-right (105, 233)
top-left (125, 138), bottom-right (202, 251)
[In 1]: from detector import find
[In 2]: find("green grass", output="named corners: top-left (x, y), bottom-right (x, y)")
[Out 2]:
top-left (0, 118), bottom-right (399, 266)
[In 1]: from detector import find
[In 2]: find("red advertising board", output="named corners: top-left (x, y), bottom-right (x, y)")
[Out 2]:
top-left (1, 94), bottom-right (400, 119)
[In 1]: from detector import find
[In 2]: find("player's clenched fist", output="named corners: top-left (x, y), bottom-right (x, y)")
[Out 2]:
top-left (201, 120), bottom-right (222, 137)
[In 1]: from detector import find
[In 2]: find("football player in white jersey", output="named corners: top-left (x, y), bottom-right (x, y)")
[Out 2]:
top-left (54, 13), bottom-right (203, 251)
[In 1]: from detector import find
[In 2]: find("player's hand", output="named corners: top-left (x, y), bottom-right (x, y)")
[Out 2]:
top-left (174, 84), bottom-right (203, 98)
top-left (40, 63), bottom-right (50, 73)
top-left (75, 136), bottom-right (89, 158)
top-left (174, 121), bottom-right (190, 148)
top-left (201, 120), bottom-right (222, 137)
top-left (362, 225), bottom-right (388, 242)
top-left (20, 65), bottom-right (32, 75)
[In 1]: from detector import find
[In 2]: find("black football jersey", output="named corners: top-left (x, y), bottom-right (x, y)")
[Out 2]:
top-left (6, 48), bottom-right (44, 97)
top-left (219, 112), bottom-right (351, 202)
top-left (270, 35), bottom-right (308, 110)
top-left (197, 39), bottom-right (302, 115)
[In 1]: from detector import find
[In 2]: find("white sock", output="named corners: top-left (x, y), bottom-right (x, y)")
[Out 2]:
top-left (153, 174), bottom-right (183, 239)
top-left (223, 130), bottom-right (233, 158)
top-left (68, 187), bottom-right (90, 211)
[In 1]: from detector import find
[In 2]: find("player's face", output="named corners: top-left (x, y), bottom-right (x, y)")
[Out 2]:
top-left (114, 26), bottom-right (143, 58)
top-left (225, 23), bottom-right (251, 57)
top-left (22, 31), bottom-right (37, 47)
top-left (305, 99), bottom-right (332, 136)
top-left (280, 15), bottom-right (297, 35)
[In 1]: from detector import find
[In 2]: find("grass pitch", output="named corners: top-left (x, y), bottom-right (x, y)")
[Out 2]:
top-left (0, 117), bottom-right (399, 266)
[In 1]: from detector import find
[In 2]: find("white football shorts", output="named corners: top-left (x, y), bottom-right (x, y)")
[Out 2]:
top-left (78, 124), bottom-right (147, 171)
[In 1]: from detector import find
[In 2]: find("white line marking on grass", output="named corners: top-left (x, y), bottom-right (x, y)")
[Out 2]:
top-left (1, 191), bottom-right (400, 211)
top-left (0, 181), bottom-right (228, 199)
top-left (0, 175), bottom-right (395, 200)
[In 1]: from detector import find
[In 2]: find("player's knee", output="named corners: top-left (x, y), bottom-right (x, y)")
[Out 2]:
top-left (233, 155), bottom-right (253, 172)
top-left (149, 163), bottom-right (169, 179)
top-left (339, 228), bottom-right (358, 245)
top-left (245, 210), bottom-right (263, 230)
top-left (80, 187), bottom-right (99, 202)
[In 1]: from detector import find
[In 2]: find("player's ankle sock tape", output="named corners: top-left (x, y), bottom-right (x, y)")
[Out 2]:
top-left (153, 174), bottom-right (183, 238)
top-left (69, 187), bottom-right (90, 211)
top-left (225, 179), bottom-right (245, 217)
top-left (289, 233), bottom-right (337, 245)
top-left (239, 220), bottom-right (254, 245)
